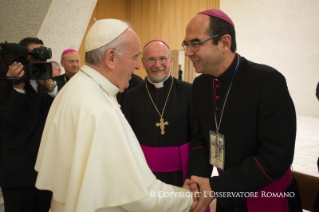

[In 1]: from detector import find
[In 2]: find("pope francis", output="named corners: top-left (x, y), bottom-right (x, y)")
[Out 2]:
top-left (34, 19), bottom-right (194, 212)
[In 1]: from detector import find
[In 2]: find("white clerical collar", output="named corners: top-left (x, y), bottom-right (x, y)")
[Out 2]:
top-left (147, 74), bottom-right (171, 88)
top-left (80, 65), bottom-right (119, 98)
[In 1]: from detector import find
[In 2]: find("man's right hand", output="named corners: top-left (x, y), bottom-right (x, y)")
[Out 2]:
top-left (183, 179), bottom-right (198, 211)
top-left (7, 62), bottom-right (25, 89)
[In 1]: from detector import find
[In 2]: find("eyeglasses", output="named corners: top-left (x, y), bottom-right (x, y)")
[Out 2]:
top-left (143, 56), bottom-right (170, 64)
top-left (182, 34), bottom-right (220, 52)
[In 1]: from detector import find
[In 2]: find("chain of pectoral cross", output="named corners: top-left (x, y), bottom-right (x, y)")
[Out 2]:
top-left (145, 76), bottom-right (174, 135)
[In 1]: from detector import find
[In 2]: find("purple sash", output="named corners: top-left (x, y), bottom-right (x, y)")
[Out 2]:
top-left (140, 142), bottom-right (190, 181)
top-left (246, 169), bottom-right (292, 212)
top-left (218, 168), bottom-right (292, 212)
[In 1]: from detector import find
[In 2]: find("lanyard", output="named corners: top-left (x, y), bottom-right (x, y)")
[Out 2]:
top-left (211, 54), bottom-right (242, 133)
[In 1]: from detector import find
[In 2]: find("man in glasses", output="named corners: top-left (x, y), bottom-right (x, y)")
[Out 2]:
top-left (184, 9), bottom-right (302, 212)
top-left (121, 40), bottom-right (193, 189)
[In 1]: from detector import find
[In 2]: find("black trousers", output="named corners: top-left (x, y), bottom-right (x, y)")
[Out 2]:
top-left (2, 187), bottom-right (52, 212)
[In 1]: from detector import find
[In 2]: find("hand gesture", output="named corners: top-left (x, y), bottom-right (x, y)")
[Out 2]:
top-left (189, 176), bottom-right (214, 212)
top-left (183, 179), bottom-right (198, 211)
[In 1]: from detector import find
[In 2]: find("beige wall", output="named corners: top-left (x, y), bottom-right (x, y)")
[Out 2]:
top-left (78, 0), bottom-right (127, 72)
top-left (221, 0), bottom-right (319, 115)
top-left (78, 0), bottom-right (219, 79)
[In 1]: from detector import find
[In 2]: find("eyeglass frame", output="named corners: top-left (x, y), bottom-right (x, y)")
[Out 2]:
top-left (142, 56), bottom-right (171, 64)
top-left (182, 34), bottom-right (221, 52)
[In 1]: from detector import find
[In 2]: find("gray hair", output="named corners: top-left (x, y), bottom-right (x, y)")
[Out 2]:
top-left (50, 61), bottom-right (61, 70)
top-left (85, 31), bottom-right (127, 66)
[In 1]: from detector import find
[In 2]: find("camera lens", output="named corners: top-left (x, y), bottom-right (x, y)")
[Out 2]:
top-left (31, 63), bottom-right (46, 78)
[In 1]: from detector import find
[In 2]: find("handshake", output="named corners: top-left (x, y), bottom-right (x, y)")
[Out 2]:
top-left (183, 176), bottom-right (215, 212)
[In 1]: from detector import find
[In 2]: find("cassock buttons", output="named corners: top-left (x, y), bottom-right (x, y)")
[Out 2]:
top-left (215, 95), bottom-right (220, 99)
top-left (216, 107), bottom-right (220, 111)
top-left (215, 84), bottom-right (221, 89)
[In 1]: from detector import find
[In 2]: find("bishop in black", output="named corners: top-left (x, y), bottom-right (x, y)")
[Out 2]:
top-left (121, 40), bottom-right (192, 187)
top-left (184, 9), bottom-right (302, 212)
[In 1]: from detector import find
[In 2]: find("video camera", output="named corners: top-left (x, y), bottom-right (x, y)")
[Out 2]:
top-left (0, 42), bottom-right (53, 82)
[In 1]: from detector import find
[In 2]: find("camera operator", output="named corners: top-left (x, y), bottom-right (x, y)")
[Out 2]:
top-left (0, 37), bottom-right (60, 211)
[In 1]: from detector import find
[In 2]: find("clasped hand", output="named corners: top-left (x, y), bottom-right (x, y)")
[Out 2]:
top-left (183, 176), bottom-right (214, 212)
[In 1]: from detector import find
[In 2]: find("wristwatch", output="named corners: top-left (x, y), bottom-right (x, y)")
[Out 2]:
top-left (48, 80), bottom-right (57, 93)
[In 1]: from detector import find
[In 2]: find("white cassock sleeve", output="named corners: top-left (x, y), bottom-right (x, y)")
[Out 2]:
top-left (121, 180), bottom-right (193, 212)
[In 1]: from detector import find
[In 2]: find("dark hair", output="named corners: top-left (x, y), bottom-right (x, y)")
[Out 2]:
top-left (19, 37), bottom-right (44, 47)
top-left (207, 16), bottom-right (237, 52)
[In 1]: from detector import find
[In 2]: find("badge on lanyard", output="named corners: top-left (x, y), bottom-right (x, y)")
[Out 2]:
top-left (209, 55), bottom-right (241, 171)
top-left (209, 130), bottom-right (225, 170)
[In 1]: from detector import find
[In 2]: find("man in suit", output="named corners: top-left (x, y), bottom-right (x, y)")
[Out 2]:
top-left (0, 37), bottom-right (59, 211)
top-left (178, 64), bottom-right (183, 80)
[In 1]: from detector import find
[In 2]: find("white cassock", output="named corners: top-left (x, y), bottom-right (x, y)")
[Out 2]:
top-left (35, 65), bottom-right (193, 212)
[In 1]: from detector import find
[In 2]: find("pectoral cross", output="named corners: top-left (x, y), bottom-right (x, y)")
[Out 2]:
top-left (156, 117), bottom-right (169, 135)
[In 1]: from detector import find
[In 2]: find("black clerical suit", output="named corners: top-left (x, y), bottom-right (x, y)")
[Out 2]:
top-left (188, 54), bottom-right (302, 212)
top-left (0, 80), bottom-right (57, 211)
top-left (53, 73), bottom-right (69, 89)
top-left (122, 77), bottom-right (192, 187)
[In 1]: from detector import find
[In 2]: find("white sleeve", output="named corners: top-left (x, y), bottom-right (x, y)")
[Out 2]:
top-left (121, 179), bottom-right (193, 212)
top-left (13, 87), bottom-right (26, 94)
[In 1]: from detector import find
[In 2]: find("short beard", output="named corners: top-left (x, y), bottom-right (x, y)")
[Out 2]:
top-left (148, 67), bottom-right (167, 83)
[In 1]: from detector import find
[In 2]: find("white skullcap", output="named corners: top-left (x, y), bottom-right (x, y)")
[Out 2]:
top-left (85, 19), bottom-right (129, 52)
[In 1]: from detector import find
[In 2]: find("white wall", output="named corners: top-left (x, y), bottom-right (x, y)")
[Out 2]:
top-left (221, 0), bottom-right (319, 115)
top-left (37, 0), bottom-right (97, 69)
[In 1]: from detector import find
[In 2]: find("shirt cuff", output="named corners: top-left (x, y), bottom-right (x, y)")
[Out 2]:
top-left (13, 87), bottom-right (26, 94)
top-left (48, 85), bottom-right (58, 97)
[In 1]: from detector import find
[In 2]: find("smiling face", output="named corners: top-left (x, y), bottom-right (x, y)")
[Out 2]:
top-left (142, 41), bottom-right (172, 83)
top-left (184, 14), bottom-right (224, 76)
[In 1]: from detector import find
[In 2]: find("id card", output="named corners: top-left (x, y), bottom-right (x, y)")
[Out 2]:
top-left (209, 130), bottom-right (225, 170)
